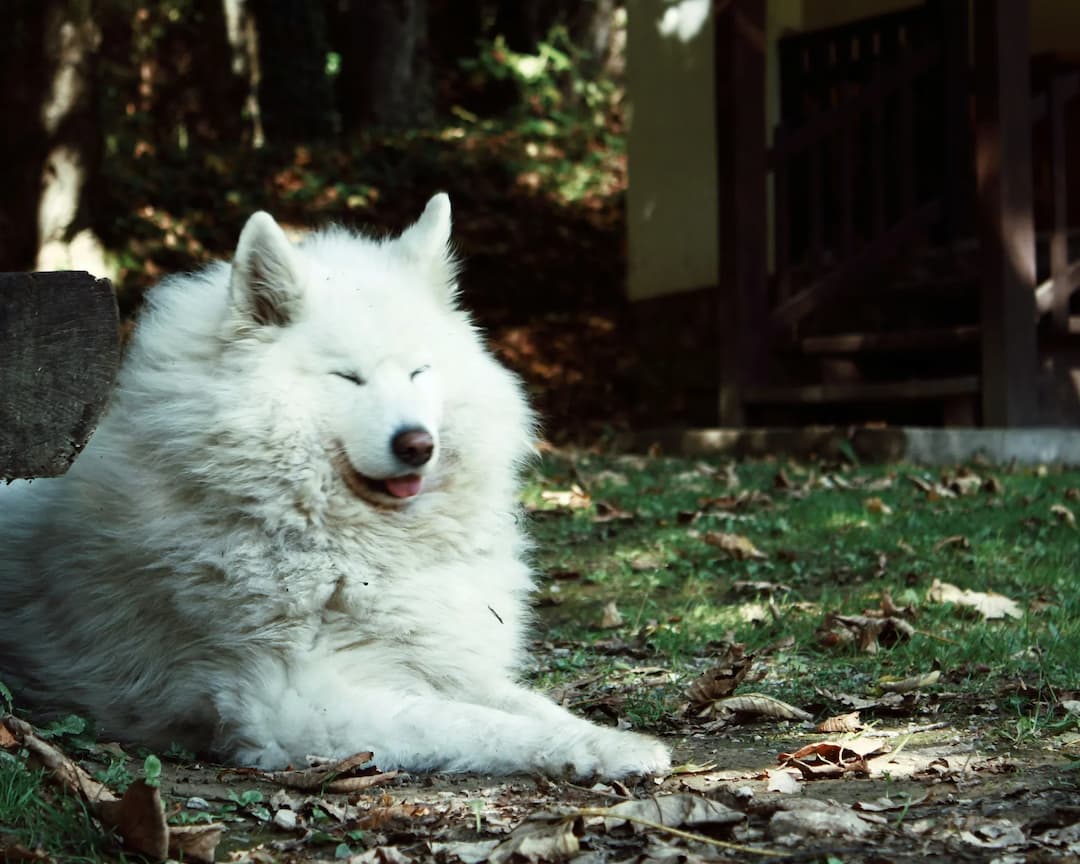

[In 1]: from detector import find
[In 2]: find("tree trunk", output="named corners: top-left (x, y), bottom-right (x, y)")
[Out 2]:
top-left (0, 1), bottom-right (108, 274)
top-left (221, 0), bottom-right (265, 146)
top-left (0, 2), bottom-right (50, 270)
top-left (338, 0), bottom-right (433, 131)
top-left (250, 0), bottom-right (336, 141)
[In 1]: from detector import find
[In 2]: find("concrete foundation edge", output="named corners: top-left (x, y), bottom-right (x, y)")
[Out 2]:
top-left (629, 427), bottom-right (1080, 465)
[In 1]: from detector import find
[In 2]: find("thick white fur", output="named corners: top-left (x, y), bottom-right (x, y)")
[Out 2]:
top-left (0, 195), bottom-right (670, 779)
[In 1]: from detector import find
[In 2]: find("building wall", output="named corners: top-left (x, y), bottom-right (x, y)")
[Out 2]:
top-left (626, 0), bottom-right (1080, 304)
top-left (625, 0), bottom-right (718, 302)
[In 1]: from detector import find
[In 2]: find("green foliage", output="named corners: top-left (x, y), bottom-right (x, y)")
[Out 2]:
top-left (142, 753), bottom-right (162, 787)
top-left (526, 453), bottom-right (1080, 730)
top-left (0, 759), bottom-right (109, 861)
top-left (0, 679), bottom-right (12, 713)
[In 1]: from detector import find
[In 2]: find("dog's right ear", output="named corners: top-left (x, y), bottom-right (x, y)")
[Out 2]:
top-left (230, 212), bottom-right (304, 327)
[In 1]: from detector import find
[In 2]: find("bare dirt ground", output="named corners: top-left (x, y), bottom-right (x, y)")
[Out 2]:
top-left (71, 722), bottom-right (1075, 863)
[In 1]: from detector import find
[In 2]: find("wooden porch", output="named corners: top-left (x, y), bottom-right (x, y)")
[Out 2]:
top-left (710, 0), bottom-right (1080, 427)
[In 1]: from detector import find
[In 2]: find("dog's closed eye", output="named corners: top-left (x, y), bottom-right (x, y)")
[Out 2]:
top-left (333, 371), bottom-right (366, 386)
top-left (411, 365), bottom-right (431, 380)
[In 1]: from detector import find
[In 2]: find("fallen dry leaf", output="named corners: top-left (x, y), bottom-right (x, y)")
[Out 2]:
top-left (765, 769), bottom-right (800, 794)
top-left (1051, 504), bottom-right (1076, 528)
top-left (597, 794), bottom-right (744, 833)
top-left (703, 531), bottom-right (767, 560)
top-left (592, 501), bottom-right (635, 523)
top-left (712, 693), bottom-right (812, 722)
top-left (864, 497), bottom-right (893, 515)
top-left (818, 612), bottom-right (915, 653)
top-left (769, 799), bottom-right (874, 842)
top-left (257, 751), bottom-right (398, 793)
top-left (2, 717), bottom-right (223, 863)
top-left (488, 812), bottom-right (581, 864)
top-left (599, 600), bottom-right (623, 629)
top-left (778, 738), bottom-right (889, 779)
top-left (878, 670), bottom-right (941, 693)
top-left (929, 579), bottom-right (1022, 619)
top-left (815, 711), bottom-right (863, 734)
top-left (853, 790), bottom-right (928, 812)
top-left (538, 485), bottom-right (591, 510)
top-left (685, 644), bottom-right (753, 710)
top-left (934, 534), bottom-right (971, 551)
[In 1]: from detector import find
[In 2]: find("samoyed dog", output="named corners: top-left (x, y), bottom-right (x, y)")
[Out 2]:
top-left (0, 195), bottom-right (670, 778)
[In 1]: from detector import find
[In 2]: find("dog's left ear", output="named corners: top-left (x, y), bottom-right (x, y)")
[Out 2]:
top-left (398, 193), bottom-right (458, 304)
top-left (230, 211), bottom-right (305, 327)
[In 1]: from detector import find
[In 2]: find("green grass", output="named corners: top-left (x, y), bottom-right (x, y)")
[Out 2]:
top-left (525, 453), bottom-right (1080, 731)
top-left (0, 753), bottom-right (111, 861)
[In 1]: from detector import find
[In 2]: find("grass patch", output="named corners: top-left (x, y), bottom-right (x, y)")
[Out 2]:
top-left (0, 754), bottom-right (110, 861)
top-left (526, 452), bottom-right (1080, 736)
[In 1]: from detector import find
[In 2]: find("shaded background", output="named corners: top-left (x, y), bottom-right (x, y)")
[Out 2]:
top-left (0, 0), bottom-right (636, 443)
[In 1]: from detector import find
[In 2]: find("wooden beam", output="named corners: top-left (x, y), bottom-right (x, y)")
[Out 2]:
top-left (800, 324), bottom-right (981, 355)
top-left (715, 0), bottom-right (768, 425)
top-left (0, 271), bottom-right (119, 479)
top-left (745, 375), bottom-right (981, 405)
top-left (974, 0), bottom-right (1039, 426)
top-left (771, 201), bottom-right (940, 326)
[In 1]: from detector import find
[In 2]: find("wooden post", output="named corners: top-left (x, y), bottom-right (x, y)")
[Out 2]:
top-left (715, 0), bottom-right (768, 425)
top-left (973, 0), bottom-right (1039, 426)
top-left (0, 272), bottom-right (119, 479)
top-left (934, 0), bottom-right (972, 241)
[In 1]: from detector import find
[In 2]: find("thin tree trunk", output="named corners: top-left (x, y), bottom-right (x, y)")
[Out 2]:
top-left (34, 1), bottom-right (108, 275)
top-left (250, 0), bottom-right (335, 141)
top-left (339, 0), bottom-right (433, 132)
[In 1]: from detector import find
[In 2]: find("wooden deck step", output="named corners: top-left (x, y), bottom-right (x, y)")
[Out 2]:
top-left (745, 376), bottom-right (980, 405)
top-left (800, 325), bottom-right (980, 354)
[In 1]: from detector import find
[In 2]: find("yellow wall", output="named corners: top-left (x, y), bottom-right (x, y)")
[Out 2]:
top-left (625, 0), bottom-right (718, 302)
top-left (626, 0), bottom-right (1080, 303)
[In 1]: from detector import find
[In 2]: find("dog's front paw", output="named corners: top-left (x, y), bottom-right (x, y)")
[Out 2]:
top-left (557, 729), bottom-right (670, 780)
top-left (596, 730), bottom-right (671, 779)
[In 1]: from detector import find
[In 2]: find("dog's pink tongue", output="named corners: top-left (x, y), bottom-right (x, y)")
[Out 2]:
top-left (384, 475), bottom-right (423, 499)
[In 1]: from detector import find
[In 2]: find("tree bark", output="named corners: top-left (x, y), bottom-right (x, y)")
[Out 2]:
top-left (34, 1), bottom-right (107, 275)
top-left (250, 0), bottom-right (336, 141)
top-left (338, 0), bottom-right (433, 131)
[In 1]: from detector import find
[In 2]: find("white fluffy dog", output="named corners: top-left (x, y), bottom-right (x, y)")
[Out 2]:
top-left (0, 195), bottom-right (670, 778)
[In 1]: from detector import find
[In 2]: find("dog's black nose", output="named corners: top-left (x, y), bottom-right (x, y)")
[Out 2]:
top-left (392, 427), bottom-right (434, 467)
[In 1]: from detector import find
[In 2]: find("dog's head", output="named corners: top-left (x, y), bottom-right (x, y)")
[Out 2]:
top-left (221, 195), bottom-right (532, 519)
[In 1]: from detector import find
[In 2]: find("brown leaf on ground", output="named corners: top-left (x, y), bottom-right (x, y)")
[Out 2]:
top-left (2, 716), bottom-right (224, 863)
top-left (1051, 503), bottom-right (1076, 528)
top-left (537, 485), bottom-right (591, 510)
top-left (711, 693), bottom-right (812, 722)
top-left (0, 843), bottom-right (51, 862)
top-left (817, 612), bottom-right (915, 653)
top-left (703, 531), bottom-right (767, 560)
top-left (592, 501), bottom-right (635, 523)
top-left (597, 794), bottom-right (744, 833)
top-left (928, 579), bottom-right (1022, 619)
top-left (864, 497), bottom-right (892, 515)
top-left (769, 799), bottom-right (874, 842)
top-left (685, 645), bottom-right (753, 709)
top-left (599, 600), bottom-right (623, 629)
top-left (934, 534), bottom-right (971, 551)
top-left (778, 739), bottom-right (889, 779)
top-left (878, 670), bottom-right (941, 693)
top-left (488, 812), bottom-right (581, 864)
top-left (98, 781), bottom-right (168, 860)
top-left (258, 751), bottom-right (398, 793)
top-left (765, 769), bottom-right (801, 793)
top-left (0, 723), bottom-right (17, 749)
top-left (815, 711), bottom-right (863, 733)
top-left (879, 589), bottom-right (915, 619)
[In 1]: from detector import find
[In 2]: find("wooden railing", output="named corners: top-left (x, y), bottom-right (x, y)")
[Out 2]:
top-left (768, 42), bottom-right (945, 327)
top-left (1032, 71), bottom-right (1080, 335)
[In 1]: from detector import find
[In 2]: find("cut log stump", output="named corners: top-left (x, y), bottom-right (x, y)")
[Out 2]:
top-left (1, 271), bottom-right (120, 480)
